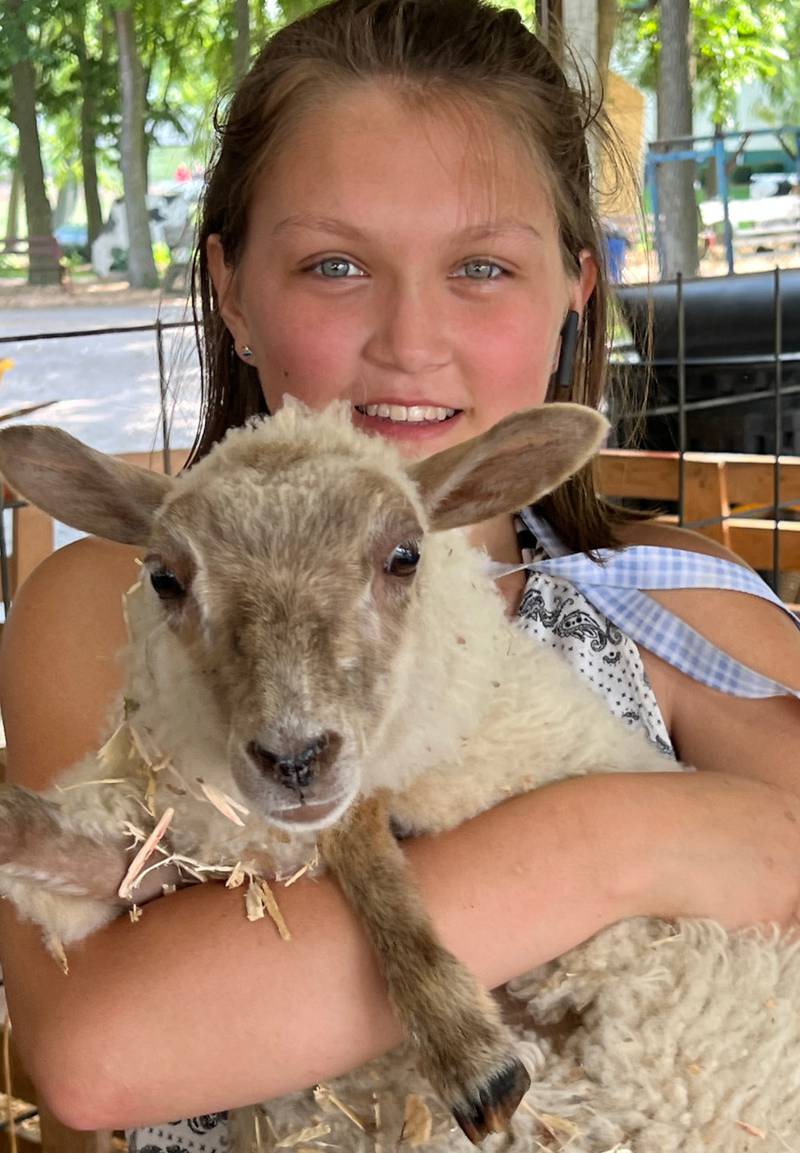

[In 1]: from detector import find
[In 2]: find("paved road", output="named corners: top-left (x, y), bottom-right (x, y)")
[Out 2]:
top-left (0, 303), bottom-right (201, 456)
top-left (0, 302), bottom-right (202, 551)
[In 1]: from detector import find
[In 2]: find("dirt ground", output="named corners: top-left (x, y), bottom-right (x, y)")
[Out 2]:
top-left (0, 276), bottom-right (188, 311)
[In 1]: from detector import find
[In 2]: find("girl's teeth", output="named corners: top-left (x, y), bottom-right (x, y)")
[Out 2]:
top-left (357, 404), bottom-right (456, 423)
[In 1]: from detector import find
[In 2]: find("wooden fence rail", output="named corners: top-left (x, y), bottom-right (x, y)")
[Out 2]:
top-left (597, 449), bottom-right (800, 571)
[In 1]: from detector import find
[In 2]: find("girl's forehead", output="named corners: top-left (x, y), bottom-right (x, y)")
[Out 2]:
top-left (247, 84), bottom-right (559, 240)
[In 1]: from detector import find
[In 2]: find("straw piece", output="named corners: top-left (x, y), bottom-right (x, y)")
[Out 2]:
top-left (144, 771), bottom-right (159, 818)
top-left (128, 719), bottom-right (166, 768)
top-left (197, 779), bottom-right (249, 826)
top-left (97, 721), bottom-right (138, 773)
top-left (275, 1123), bottom-right (332, 1148)
top-left (118, 806), bottom-right (175, 900)
top-left (226, 861), bottom-right (247, 889)
top-left (129, 905), bottom-right (142, 923)
top-left (279, 846), bottom-right (320, 887)
top-left (259, 879), bottom-right (291, 940)
top-left (245, 878), bottom-right (267, 921)
top-left (313, 1084), bottom-right (367, 1131)
top-left (524, 1104), bottom-right (580, 1140)
top-left (401, 1095), bottom-right (432, 1146)
top-left (45, 932), bottom-right (69, 975)
top-left (2, 1016), bottom-right (18, 1153)
top-left (55, 777), bottom-right (129, 792)
top-left (736, 1120), bottom-right (767, 1139)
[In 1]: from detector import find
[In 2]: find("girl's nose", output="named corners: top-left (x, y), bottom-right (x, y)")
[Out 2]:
top-left (363, 282), bottom-right (451, 375)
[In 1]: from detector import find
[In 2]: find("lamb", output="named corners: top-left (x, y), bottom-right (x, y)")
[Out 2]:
top-left (0, 399), bottom-right (799, 1153)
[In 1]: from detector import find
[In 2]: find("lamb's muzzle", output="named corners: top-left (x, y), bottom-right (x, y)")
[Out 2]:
top-left (244, 730), bottom-right (346, 823)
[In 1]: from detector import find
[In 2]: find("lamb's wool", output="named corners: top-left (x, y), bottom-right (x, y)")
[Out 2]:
top-left (5, 404), bottom-right (800, 1152)
top-left (507, 918), bottom-right (800, 1152)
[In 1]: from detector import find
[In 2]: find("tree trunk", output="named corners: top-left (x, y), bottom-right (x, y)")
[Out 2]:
top-left (536, 0), bottom-right (564, 65)
top-left (75, 26), bottom-right (104, 249)
top-left (4, 159), bottom-right (22, 253)
top-left (234, 0), bottom-right (250, 81)
top-left (114, 4), bottom-right (158, 288)
top-left (7, 0), bottom-right (61, 286)
top-left (655, 0), bottom-right (698, 280)
top-left (53, 180), bottom-right (78, 230)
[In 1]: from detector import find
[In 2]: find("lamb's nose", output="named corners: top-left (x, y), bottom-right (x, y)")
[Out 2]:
top-left (247, 731), bottom-right (341, 793)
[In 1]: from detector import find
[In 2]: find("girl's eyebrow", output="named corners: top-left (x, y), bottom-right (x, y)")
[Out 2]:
top-left (271, 213), bottom-right (543, 243)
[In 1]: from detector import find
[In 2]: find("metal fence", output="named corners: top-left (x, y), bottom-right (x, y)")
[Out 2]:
top-left (0, 265), bottom-right (798, 607)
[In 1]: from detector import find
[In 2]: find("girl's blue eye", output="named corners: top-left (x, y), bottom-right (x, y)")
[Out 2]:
top-left (312, 258), bottom-right (363, 278)
top-left (452, 260), bottom-right (506, 281)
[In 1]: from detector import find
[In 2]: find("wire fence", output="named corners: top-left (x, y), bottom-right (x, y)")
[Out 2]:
top-left (0, 265), bottom-right (798, 608)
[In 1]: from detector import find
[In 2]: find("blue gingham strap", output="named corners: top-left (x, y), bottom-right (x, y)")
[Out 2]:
top-left (508, 508), bottom-right (800, 701)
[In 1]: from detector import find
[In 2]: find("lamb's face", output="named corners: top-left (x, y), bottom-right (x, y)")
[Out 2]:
top-left (143, 453), bottom-right (424, 831)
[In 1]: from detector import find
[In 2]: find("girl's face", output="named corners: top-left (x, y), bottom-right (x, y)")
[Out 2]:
top-left (209, 86), bottom-right (596, 460)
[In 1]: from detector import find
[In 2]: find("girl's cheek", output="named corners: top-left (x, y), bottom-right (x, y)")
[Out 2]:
top-left (259, 304), bottom-right (364, 407)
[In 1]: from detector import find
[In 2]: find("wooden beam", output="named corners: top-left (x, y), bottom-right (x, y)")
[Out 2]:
top-left (597, 450), bottom-right (679, 501)
top-left (727, 520), bottom-right (800, 571)
top-left (598, 449), bottom-right (800, 508)
top-left (718, 456), bottom-right (800, 508)
top-left (682, 458), bottom-right (731, 548)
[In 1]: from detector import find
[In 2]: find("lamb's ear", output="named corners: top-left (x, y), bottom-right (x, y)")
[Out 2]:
top-left (0, 425), bottom-right (174, 545)
top-left (408, 403), bottom-right (609, 532)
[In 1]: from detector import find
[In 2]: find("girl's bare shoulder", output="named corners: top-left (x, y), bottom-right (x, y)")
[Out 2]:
top-left (0, 537), bottom-right (142, 789)
top-left (613, 518), bottom-right (746, 559)
top-left (613, 518), bottom-right (800, 784)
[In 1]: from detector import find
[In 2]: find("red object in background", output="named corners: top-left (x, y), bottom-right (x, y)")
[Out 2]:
top-left (175, 164), bottom-right (191, 182)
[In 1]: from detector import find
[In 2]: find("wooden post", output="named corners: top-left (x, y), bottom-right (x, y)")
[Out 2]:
top-left (8, 503), bottom-right (54, 597)
top-left (682, 458), bottom-right (731, 549)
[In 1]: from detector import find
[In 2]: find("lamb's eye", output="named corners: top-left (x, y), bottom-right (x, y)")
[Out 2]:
top-left (385, 540), bottom-right (420, 578)
top-left (150, 568), bottom-right (185, 600)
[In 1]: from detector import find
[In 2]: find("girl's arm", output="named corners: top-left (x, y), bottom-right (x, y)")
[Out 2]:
top-left (2, 537), bottom-right (800, 1131)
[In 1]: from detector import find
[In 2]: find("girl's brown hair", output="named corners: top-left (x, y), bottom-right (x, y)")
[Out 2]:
top-left (191, 0), bottom-right (633, 552)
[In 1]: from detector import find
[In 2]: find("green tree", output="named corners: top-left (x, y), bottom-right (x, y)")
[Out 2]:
top-left (756, 0), bottom-right (800, 124)
top-left (1, 0), bottom-right (63, 284)
top-left (114, 0), bottom-right (159, 287)
top-left (620, 0), bottom-right (789, 132)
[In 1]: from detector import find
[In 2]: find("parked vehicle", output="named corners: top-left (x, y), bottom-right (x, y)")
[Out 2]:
top-left (750, 172), bottom-right (799, 200)
top-left (53, 223), bottom-right (90, 259)
top-left (91, 180), bottom-right (202, 277)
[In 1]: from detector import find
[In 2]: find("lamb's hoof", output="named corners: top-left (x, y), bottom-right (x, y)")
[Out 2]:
top-left (452, 1059), bottom-right (530, 1145)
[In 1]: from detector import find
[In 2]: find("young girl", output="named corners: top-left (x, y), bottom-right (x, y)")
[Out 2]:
top-left (1, 0), bottom-right (799, 1147)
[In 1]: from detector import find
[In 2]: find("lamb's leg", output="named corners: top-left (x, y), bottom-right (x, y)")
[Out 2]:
top-left (0, 781), bottom-right (134, 946)
top-left (320, 794), bottom-right (530, 1145)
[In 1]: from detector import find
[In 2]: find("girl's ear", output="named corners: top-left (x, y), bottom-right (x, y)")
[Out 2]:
top-left (206, 235), bottom-right (253, 361)
top-left (574, 248), bottom-right (598, 312)
top-left (408, 403), bottom-right (608, 533)
top-left (0, 426), bottom-right (173, 545)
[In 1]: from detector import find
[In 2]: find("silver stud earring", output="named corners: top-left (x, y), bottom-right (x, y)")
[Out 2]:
top-left (242, 344), bottom-right (254, 359)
